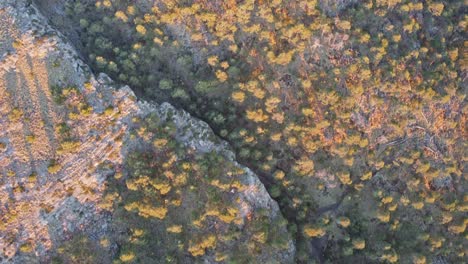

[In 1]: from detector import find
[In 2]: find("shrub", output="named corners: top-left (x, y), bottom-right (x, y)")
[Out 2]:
top-left (9, 108), bottom-right (23, 121)
top-left (119, 252), bottom-right (135, 262)
top-left (303, 225), bottom-right (325, 238)
top-left (352, 239), bottom-right (365, 250)
top-left (159, 79), bottom-right (173, 90)
top-left (48, 160), bottom-right (61, 174)
top-left (57, 140), bottom-right (80, 154)
top-left (167, 225), bottom-right (183, 233)
top-left (19, 242), bottom-right (33, 253)
top-left (188, 235), bottom-right (217, 257)
top-left (337, 217), bottom-right (351, 228)
top-left (26, 135), bottom-right (36, 144)
top-left (195, 81), bottom-right (217, 94)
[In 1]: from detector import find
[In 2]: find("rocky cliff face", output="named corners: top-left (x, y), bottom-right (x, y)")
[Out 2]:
top-left (0, 1), bottom-right (294, 263)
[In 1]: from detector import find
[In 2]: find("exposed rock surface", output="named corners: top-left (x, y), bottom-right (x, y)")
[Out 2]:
top-left (0, 1), bottom-right (294, 263)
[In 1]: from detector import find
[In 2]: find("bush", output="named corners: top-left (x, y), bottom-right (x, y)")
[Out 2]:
top-left (9, 108), bottom-right (23, 121)
top-left (48, 160), bottom-right (61, 174)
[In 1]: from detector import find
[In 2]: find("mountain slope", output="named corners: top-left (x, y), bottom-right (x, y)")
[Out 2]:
top-left (0, 1), bottom-right (294, 263)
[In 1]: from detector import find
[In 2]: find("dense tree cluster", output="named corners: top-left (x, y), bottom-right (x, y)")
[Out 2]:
top-left (57, 0), bottom-right (467, 262)
top-left (99, 113), bottom-right (290, 262)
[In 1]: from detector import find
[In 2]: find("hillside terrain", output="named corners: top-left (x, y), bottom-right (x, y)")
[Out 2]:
top-left (1, 0), bottom-right (467, 263)
top-left (32, 0), bottom-right (467, 263)
top-left (0, 1), bottom-right (293, 263)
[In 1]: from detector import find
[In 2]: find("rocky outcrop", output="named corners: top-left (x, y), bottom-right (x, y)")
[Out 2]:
top-left (0, 0), bottom-right (294, 263)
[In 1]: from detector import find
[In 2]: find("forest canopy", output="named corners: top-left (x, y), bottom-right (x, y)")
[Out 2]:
top-left (37, 0), bottom-right (468, 263)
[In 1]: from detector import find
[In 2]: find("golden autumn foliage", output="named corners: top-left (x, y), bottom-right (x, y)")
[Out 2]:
top-left (304, 225), bottom-right (325, 238)
top-left (188, 235), bottom-right (217, 256)
top-left (337, 217), bottom-right (351, 228)
top-left (246, 109), bottom-right (269, 123)
top-left (167, 225), bottom-right (183, 233)
top-left (124, 202), bottom-right (168, 219)
top-left (59, 0), bottom-right (468, 262)
top-left (352, 239), bottom-right (366, 250)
